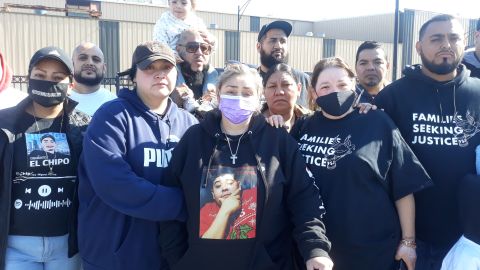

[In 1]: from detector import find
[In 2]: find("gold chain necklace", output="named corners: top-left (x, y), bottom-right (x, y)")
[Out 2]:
top-left (31, 105), bottom-right (65, 176)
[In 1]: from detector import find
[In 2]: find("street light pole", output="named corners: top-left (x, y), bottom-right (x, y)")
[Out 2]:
top-left (236, 0), bottom-right (252, 61)
top-left (392, 0), bottom-right (400, 80)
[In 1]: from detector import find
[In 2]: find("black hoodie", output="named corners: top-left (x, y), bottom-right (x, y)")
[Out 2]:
top-left (160, 110), bottom-right (330, 270)
top-left (375, 64), bottom-right (480, 247)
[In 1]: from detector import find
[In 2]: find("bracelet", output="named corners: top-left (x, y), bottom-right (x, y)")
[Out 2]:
top-left (399, 238), bottom-right (417, 248)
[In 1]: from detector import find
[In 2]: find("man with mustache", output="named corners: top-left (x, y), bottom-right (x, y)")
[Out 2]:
top-left (355, 41), bottom-right (390, 103)
top-left (172, 28), bottom-right (218, 116)
top-left (256, 20), bottom-right (310, 107)
top-left (375, 14), bottom-right (480, 270)
top-left (462, 18), bottom-right (480, 78)
top-left (69, 42), bottom-right (115, 116)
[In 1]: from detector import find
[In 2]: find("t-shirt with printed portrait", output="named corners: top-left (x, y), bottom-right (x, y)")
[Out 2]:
top-left (10, 111), bottom-right (76, 236)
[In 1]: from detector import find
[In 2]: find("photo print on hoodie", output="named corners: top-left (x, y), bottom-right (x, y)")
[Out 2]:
top-left (199, 165), bottom-right (257, 240)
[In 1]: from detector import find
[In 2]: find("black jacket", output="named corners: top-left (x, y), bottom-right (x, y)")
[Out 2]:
top-left (0, 97), bottom-right (90, 270)
top-left (160, 110), bottom-right (330, 270)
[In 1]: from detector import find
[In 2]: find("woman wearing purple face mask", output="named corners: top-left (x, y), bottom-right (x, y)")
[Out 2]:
top-left (160, 63), bottom-right (333, 270)
top-left (290, 57), bottom-right (433, 270)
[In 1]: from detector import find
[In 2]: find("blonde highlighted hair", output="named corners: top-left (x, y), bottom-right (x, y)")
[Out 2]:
top-left (216, 63), bottom-right (263, 96)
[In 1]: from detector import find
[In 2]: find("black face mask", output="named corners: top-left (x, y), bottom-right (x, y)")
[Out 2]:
top-left (28, 79), bottom-right (68, 107)
top-left (316, 90), bottom-right (357, 117)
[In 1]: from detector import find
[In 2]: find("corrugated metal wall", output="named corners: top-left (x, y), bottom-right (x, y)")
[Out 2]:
top-left (0, 13), bottom-right (99, 75)
top-left (100, 21), bottom-right (120, 77)
top-left (118, 21), bottom-right (154, 71)
top-left (239, 32), bottom-right (259, 66)
top-left (259, 17), bottom-right (313, 36)
top-left (467, 19), bottom-right (477, 47)
top-left (99, 1), bottom-right (251, 31)
top-left (209, 29), bottom-right (226, 68)
top-left (0, 0), bottom-right (64, 7)
top-left (239, 32), bottom-right (324, 72)
top-left (335, 40), bottom-right (364, 68)
top-left (198, 10), bottom-right (249, 31)
top-left (287, 36), bottom-right (323, 72)
top-left (313, 14), bottom-right (396, 43)
top-left (0, 11), bottom-right (409, 79)
top-left (335, 39), bottom-right (403, 80)
top-left (1, 0), bottom-right (65, 16)
top-left (100, 1), bottom-right (165, 23)
top-left (401, 9), bottom-right (416, 67)
top-left (381, 42), bottom-right (403, 81)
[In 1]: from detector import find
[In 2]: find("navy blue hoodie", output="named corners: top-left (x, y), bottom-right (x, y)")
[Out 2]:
top-left (77, 88), bottom-right (198, 270)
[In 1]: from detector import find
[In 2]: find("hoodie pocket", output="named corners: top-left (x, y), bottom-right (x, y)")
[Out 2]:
top-left (172, 241), bottom-right (255, 270)
top-left (113, 221), bottom-right (160, 270)
top-left (251, 245), bottom-right (276, 270)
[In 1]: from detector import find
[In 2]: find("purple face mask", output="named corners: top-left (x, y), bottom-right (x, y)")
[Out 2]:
top-left (218, 94), bottom-right (258, 124)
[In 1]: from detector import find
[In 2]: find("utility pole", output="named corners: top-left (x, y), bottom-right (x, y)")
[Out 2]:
top-left (392, 0), bottom-right (400, 80)
top-left (236, 0), bottom-right (253, 61)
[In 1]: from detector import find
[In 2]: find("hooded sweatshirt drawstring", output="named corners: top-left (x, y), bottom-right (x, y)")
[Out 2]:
top-left (202, 133), bottom-right (221, 188)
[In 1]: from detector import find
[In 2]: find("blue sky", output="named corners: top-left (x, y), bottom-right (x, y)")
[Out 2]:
top-left (196, 0), bottom-right (478, 21)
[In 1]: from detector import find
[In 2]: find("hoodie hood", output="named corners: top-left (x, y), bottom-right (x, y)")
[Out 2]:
top-left (402, 64), bottom-right (470, 88)
top-left (117, 87), bottom-right (179, 123)
top-left (199, 109), bottom-right (267, 138)
top-left (463, 48), bottom-right (480, 69)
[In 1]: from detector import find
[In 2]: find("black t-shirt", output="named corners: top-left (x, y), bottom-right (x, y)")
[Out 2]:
top-left (9, 111), bottom-right (76, 236)
top-left (292, 110), bottom-right (431, 270)
top-left (375, 72), bottom-right (480, 246)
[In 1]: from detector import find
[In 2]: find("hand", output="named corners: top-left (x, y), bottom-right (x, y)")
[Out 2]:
top-left (201, 87), bottom-right (217, 103)
top-left (199, 30), bottom-right (216, 47)
top-left (395, 244), bottom-right (416, 270)
top-left (306, 256), bottom-right (334, 270)
top-left (355, 102), bottom-right (377, 114)
top-left (219, 188), bottom-right (241, 216)
top-left (266, 115), bottom-right (286, 129)
top-left (177, 83), bottom-right (194, 99)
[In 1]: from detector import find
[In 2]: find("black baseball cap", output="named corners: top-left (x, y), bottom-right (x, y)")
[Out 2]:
top-left (118, 41), bottom-right (176, 77)
top-left (257, 20), bottom-right (292, 42)
top-left (28, 46), bottom-right (73, 75)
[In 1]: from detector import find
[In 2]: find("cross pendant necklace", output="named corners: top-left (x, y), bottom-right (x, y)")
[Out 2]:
top-left (224, 132), bottom-right (246, 165)
top-left (230, 154), bottom-right (238, 164)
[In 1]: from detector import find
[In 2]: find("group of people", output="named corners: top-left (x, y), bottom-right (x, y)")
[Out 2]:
top-left (0, 0), bottom-right (480, 269)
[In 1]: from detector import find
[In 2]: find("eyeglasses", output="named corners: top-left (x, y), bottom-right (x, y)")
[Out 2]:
top-left (178, 42), bottom-right (212, 55)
